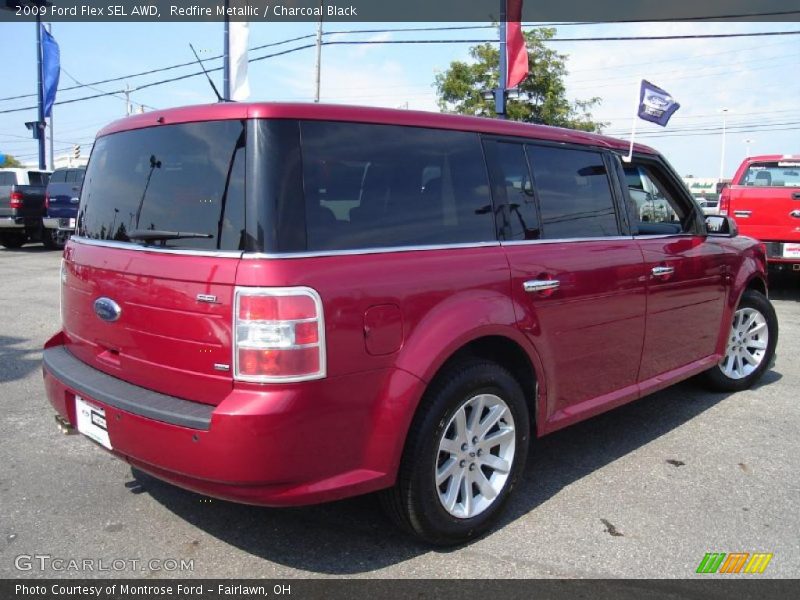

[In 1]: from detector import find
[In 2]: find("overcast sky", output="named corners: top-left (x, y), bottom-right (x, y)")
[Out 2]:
top-left (1, 20), bottom-right (798, 177)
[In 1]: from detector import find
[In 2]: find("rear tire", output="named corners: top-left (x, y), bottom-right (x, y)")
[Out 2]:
top-left (381, 359), bottom-right (530, 545)
top-left (701, 289), bottom-right (778, 392)
top-left (0, 233), bottom-right (26, 249)
top-left (41, 228), bottom-right (64, 250)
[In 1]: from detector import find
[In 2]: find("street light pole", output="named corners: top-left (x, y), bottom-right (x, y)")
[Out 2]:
top-left (719, 107), bottom-right (729, 180)
top-left (223, 0), bottom-right (230, 101)
top-left (495, 1), bottom-right (508, 119)
top-left (314, 1), bottom-right (323, 102)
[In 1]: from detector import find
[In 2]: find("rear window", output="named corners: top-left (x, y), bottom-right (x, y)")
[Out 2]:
top-left (0, 172), bottom-right (14, 185)
top-left (49, 170), bottom-right (68, 184)
top-left (299, 121), bottom-right (495, 250)
top-left (740, 161), bottom-right (800, 188)
top-left (77, 120), bottom-right (246, 251)
top-left (28, 171), bottom-right (49, 186)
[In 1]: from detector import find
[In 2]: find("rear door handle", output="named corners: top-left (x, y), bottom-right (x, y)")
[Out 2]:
top-left (652, 266), bottom-right (675, 277)
top-left (524, 279), bottom-right (560, 293)
top-left (792, 192), bottom-right (800, 200)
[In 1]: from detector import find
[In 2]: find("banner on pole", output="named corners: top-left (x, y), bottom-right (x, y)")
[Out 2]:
top-left (505, 0), bottom-right (528, 89)
top-left (41, 24), bottom-right (60, 118)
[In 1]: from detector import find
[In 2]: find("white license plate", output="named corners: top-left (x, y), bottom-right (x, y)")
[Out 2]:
top-left (75, 396), bottom-right (112, 450)
top-left (783, 243), bottom-right (800, 258)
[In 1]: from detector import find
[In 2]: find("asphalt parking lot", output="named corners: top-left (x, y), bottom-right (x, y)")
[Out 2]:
top-left (0, 246), bottom-right (798, 579)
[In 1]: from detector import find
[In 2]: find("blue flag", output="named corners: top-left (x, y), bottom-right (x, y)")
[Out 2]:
top-left (637, 80), bottom-right (679, 127)
top-left (41, 24), bottom-right (60, 118)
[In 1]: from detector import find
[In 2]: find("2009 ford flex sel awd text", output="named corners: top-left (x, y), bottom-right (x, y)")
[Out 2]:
top-left (43, 103), bottom-right (778, 545)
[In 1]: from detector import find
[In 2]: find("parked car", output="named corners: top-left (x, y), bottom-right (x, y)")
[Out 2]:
top-left (0, 167), bottom-right (53, 248)
top-left (43, 167), bottom-right (85, 250)
top-left (694, 195), bottom-right (720, 215)
top-left (43, 104), bottom-right (778, 545)
top-left (720, 154), bottom-right (800, 273)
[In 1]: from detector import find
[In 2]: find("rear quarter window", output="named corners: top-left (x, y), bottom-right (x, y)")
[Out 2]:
top-left (299, 121), bottom-right (495, 250)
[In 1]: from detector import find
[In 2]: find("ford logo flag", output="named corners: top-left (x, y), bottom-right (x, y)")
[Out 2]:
top-left (93, 297), bottom-right (122, 322)
top-left (638, 80), bottom-right (680, 127)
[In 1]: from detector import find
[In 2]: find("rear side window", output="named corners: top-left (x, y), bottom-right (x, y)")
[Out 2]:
top-left (483, 141), bottom-right (540, 240)
top-left (526, 146), bottom-right (620, 239)
top-left (300, 121), bottom-right (494, 250)
top-left (77, 120), bottom-right (246, 251)
top-left (740, 161), bottom-right (800, 188)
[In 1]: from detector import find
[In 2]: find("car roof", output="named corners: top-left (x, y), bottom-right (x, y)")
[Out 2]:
top-left (97, 102), bottom-right (658, 156)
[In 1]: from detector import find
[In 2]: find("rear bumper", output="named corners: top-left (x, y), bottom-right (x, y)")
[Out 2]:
top-left (763, 241), bottom-right (800, 265)
top-left (42, 338), bottom-right (423, 506)
top-left (0, 216), bottom-right (24, 229)
top-left (43, 217), bottom-right (75, 231)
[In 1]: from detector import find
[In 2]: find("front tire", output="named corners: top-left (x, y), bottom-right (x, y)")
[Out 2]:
top-left (381, 360), bottom-right (530, 545)
top-left (701, 289), bottom-right (778, 392)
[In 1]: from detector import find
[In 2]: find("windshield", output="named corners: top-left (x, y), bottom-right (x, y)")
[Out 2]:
top-left (77, 120), bottom-right (246, 251)
top-left (740, 161), bottom-right (800, 188)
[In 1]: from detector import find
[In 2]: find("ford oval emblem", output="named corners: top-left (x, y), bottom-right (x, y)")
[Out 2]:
top-left (93, 297), bottom-right (122, 322)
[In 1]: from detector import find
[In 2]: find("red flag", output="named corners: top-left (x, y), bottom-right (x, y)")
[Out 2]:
top-left (505, 0), bottom-right (528, 89)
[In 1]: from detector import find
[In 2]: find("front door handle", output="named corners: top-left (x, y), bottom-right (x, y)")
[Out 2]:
top-left (734, 210), bottom-right (752, 218)
top-left (652, 266), bottom-right (675, 277)
top-left (524, 279), bottom-right (560, 293)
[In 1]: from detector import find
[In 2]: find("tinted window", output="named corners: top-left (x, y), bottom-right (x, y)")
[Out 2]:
top-left (527, 146), bottom-right (619, 239)
top-left (65, 169), bottom-right (85, 183)
top-left (49, 170), bottom-right (68, 184)
top-left (0, 172), bottom-right (13, 185)
top-left (300, 121), bottom-right (494, 250)
top-left (77, 120), bottom-right (246, 251)
top-left (484, 141), bottom-right (539, 240)
top-left (28, 171), bottom-right (49, 186)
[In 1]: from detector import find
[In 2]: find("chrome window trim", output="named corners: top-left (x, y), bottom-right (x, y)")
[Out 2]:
top-left (501, 236), bottom-right (635, 245)
top-left (240, 241), bottom-right (502, 259)
top-left (70, 236), bottom-right (243, 258)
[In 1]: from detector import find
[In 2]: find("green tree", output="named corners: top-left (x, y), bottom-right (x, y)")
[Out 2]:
top-left (0, 154), bottom-right (23, 168)
top-left (435, 28), bottom-right (606, 132)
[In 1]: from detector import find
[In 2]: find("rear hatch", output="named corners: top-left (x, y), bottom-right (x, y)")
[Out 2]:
top-left (729, 158), bottom-right (800, 243)
top-left (62, 119), bottom-right (246, 406)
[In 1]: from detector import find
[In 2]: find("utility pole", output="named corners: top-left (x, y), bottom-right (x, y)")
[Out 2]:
top-left (46, 22), bottom-right (54, 170)
top-left (314, 1), bottom-right (323, 102)
top-left (35, 15), bottom-right (46, 169)
top-left (719, 107), bottom-right (729, 180)
top-left (124, 84), bottom-right (131, 116)
top-left (223, 0), bottom-right (230, 101)
top-left (495, 0), bottom-right (507, 119)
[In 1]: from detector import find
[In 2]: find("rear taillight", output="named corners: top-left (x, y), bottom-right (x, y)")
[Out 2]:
top-left (44, 192), bottom-right (50, 209)
top-left (234, 287), bottom-right (326, 383)
top-left (9, 191), bottom-right (23, 210)
top-left (718, 187), bottom-right (731, 215)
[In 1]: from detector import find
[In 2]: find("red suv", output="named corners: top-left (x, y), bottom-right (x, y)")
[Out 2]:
top-left (44, 103), bottom-right (778, 545)
top-left (721, 155), bottom-right (800, 272)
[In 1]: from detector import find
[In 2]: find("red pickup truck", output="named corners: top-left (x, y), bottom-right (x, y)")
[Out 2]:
top-left (721, 155), bottom-right (800, 272)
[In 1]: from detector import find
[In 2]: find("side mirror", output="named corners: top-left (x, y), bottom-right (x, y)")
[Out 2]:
top-left (705, 215), bottom-right (738, 237)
